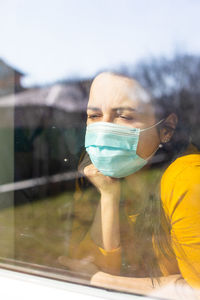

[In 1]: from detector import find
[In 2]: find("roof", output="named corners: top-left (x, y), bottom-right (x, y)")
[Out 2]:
top-left (0, 82), bottom-right (88, 128)
top-left (0, 59), bottom-right (25, 79)
top-left (0, 82), bottom-right (88, 112)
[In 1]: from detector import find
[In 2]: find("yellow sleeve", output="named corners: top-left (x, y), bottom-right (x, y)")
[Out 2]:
top-left (161, 161), bottom-right (200, 288)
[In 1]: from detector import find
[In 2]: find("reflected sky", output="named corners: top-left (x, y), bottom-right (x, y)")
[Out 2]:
top-left (0, 0), bottom-right (200, 86)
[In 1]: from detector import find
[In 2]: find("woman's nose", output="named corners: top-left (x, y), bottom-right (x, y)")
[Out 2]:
top-left (102, 114), bottom-right (114, 123)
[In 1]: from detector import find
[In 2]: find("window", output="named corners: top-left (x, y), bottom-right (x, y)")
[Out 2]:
top-left (0, 1), bottom-right (200, 299)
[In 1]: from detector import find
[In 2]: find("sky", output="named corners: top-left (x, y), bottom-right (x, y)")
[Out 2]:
top-left (0, 0), bottom-right (200, 86)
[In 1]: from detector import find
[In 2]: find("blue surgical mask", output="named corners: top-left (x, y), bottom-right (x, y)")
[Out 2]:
top-left (85, 120), bottom-right (163, 178)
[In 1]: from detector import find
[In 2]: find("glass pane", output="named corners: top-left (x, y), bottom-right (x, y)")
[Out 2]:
top-left (0, 1), bottom-right (200, 299)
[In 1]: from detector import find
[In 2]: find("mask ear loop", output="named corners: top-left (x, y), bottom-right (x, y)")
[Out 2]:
top-left (146, 144), bottom-right (163, 161)
top-left (140, 118), bottom-right (165, 149)
top-left (140, 119), bottom-right (165, 133)
top-left (140, 119), bottom-right (166, 159)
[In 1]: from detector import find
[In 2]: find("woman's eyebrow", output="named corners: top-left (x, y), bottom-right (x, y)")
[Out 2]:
top-left (87, 106), bottom-right (101, 111)
top-left (87, 106), bottom-right (137, 112)
top-left (112, 107), bottom-right (136, 112)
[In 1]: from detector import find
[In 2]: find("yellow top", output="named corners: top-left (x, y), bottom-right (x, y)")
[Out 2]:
top-left (161, 153), bottom-right (200, 288)
top-left (69, 150), bottom-right (200, 288)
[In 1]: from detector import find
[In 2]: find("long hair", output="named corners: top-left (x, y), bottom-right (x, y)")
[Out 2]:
top-left (128, 90), bottom-right (196, 280)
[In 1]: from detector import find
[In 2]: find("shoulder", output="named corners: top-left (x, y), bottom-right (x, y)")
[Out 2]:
top-left (161, 153), bottom-right (200, 185)
top-left (161, 153), bottom-right (200, 218)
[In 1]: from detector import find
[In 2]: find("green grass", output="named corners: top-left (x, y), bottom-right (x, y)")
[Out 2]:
top-left (0, 168), bottom-right (162, 269)
top-left (0, 191), bottom-right (74, 268)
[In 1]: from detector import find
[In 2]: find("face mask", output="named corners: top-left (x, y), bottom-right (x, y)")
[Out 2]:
top-left (85, 120), bottom-right (163, 178)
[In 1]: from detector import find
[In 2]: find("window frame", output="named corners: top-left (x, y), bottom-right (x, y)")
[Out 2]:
top-left (0, 260), bottom-right (155, 300)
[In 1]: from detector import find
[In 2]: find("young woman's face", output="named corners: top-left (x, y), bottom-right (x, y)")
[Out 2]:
top-left (87, 73), bottom-right (161, 159)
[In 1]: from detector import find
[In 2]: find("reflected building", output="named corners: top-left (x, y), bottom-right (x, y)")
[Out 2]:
top-left (0, 59), bottom-right (25, 97)
top-left (0, 58), bottom-right (91, 205)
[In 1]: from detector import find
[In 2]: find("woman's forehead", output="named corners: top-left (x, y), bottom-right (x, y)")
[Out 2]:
top-left (88, 73), bottom-right (153, 112)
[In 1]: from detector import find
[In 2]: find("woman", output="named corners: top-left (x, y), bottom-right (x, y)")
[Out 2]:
top-left (59, 72), bottom-right (200, 295)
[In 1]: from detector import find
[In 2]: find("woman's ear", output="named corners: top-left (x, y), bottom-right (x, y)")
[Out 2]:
top-left (160, 113), bottom-right (178, 144)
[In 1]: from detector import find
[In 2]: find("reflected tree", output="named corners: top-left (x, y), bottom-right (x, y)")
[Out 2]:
top-left (118, 54), bottom-right (200, 148)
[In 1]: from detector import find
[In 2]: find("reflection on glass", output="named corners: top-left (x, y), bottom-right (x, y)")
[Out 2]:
top-left (0, 62), bottom-right (90, 269)
top-left (0, 55), bottom-right (200, 299)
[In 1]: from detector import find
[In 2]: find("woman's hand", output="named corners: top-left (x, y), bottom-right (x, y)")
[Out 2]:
top-left (58, 256), bottom-right (117, 290)
top-left (58, 256), bottom-right (116, 290)
top-left (78, 153), bottom-right (120, 196)
top-left (58, 256), bottom-right (99, 278)
top-left (84, 164), bottom-right (120, 196)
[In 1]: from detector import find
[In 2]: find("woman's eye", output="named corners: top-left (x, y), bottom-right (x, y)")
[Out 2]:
top-left (119, 115), bottom-right (133, 121)
top-left (87, 114), bottom-right (101, 119)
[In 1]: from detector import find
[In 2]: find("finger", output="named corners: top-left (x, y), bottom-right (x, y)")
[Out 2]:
top-left (58, 256), bottom-right (79, 270)
top-left (84, 165), bottom-right (99, 177)
top-left (81, 256), bottom-right (95, 265)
